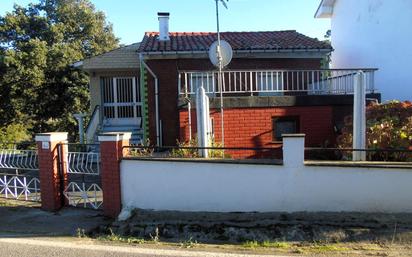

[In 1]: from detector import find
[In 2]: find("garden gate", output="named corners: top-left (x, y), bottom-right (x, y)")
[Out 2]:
top-left (58, 144), bottom-right (103, 210)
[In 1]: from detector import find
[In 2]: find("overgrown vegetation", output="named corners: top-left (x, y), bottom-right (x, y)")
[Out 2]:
top-left (243, 240), bottom-right (291, 249)
top-left (337, 101), bottom-right (412, 161)
top-left (0, 0), bottom-right (119, 141)
top-left (0, 123), bottom-right (31, 144)
top-left (170, 138), bottom-right (231, 158)
top-left (127, 139), bottom-right (154, 157)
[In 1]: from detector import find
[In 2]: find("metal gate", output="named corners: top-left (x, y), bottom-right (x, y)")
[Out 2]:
top-left (59, 144), bottom-right (102, 210)
top-left (101, 77), bottom-right (142, 126)
top-left (0, 144), bottom-right (40, 202)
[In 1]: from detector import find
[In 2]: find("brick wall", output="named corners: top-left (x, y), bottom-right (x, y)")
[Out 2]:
top-left (145, 58), bottom-right (323, 146)
top-left (179, 106), bottom-right (335, 158)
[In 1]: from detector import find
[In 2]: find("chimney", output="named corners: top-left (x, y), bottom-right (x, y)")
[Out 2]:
top-left (158, 12), bottom-right (170, 41)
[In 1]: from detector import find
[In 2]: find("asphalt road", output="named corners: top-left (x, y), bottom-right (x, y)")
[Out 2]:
top-left (0, 237), bottom-right (288, 257)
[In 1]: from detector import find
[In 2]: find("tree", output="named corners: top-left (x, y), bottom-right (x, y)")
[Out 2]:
top-left (0, 0), bottom-right (118, 141)
top-left (337, 101), bottom-right (412, 161)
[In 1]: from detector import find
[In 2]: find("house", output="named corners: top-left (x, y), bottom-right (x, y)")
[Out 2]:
top-left (79, 43), bottom-right (142, 143)
top-left (80, 13), bottom-right (380, 158)
top-left (315, 0), bottom-right (412, 101)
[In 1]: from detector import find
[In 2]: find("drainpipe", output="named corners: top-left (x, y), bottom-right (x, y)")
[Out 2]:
top-left (139, 54), bottom-right (160, 146)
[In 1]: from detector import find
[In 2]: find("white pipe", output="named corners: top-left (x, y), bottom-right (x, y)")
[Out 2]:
top-left (196, 86), bottom-right (209, 158)
top-left (139, 54), bottom-right (161, 146)
top-left (353, 71), bottom-right (366, 161)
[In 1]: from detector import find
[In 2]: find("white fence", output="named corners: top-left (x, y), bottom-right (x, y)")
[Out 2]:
top-left (178, 69), bottom-right (377, 96)
top-left (64, 150), bottom-right (102, 210)
top-left (67, 152), bottom-right (100, 175)
top-left (120, 136), bottom-right (412, 213)
top-left (0, 149), bottom-right (38, 170)
top-left (0, 174), bottom-right (40, 201)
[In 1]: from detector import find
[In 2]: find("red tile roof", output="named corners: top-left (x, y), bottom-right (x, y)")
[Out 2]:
top-left (138, 30), bottom-right (332, 53)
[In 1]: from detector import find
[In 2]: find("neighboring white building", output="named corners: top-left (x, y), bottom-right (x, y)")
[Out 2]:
top-left (315, 0), bottom-right (412, 101)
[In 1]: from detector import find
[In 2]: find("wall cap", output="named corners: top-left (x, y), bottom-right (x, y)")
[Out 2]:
top-left (98, 132), bottom-right (132, 142)
top-left (35, 132), bottom-right (68, 142)
top-left (282, 133), bottom-right (306, 138)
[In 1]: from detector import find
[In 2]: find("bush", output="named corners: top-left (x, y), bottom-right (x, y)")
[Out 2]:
top-left (337, 101), bottom-right (412, 161)
top-left (0, 123), bottom-right (32, 147)
top-left (171, 138), bottom-right (230, 158)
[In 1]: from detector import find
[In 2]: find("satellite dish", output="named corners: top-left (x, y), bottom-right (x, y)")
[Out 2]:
top-left (208, 40), bottom-right (233, 68)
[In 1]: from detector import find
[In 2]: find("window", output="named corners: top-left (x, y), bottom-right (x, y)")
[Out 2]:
top-left (272, 116), bottom-right (299, 141)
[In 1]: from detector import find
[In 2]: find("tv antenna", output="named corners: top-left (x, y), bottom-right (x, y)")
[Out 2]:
top-left (212, 0), bottom-right (230, 148)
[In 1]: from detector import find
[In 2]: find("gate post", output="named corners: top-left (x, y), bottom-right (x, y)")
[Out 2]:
top-left (98, 132), bottom-right (131, 218)
top-left (35, 132), bottom-right (68, 211)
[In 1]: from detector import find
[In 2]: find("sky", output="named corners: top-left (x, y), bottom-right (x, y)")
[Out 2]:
top-left (0, 0), bottom-right (330, 45)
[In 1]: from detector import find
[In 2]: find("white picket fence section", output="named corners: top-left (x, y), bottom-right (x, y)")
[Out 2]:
top-left (0, 174), bottom-right (41, 202)
top-left (0, 149), bottom-right (38, 170)
top-left (63, 182), bottom-right (103, 209)
top-left (67, 152), bottom-right (100, 175)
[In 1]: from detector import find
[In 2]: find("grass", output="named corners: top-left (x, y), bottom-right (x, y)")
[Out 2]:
top-left (96, 228), bottom-right (147, 244)
top-left (242, 240), bottom-right (350, 253)
top-left (179, 237), bottom-right (198, 249)
top-left (89, 228), bottom-right (395, 255)
top-left (243, 240), bottom-right (291, 249)
top-left (87, 232), bottom-right (403, 256)
top-left (309, 243), bottom-right (349, 252)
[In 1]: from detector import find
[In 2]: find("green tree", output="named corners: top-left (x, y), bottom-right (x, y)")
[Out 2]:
top-left (0, 0), bottom-right (118, 141)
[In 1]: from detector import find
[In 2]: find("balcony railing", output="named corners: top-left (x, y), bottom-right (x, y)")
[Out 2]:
top-left (178, 69), bottom-right (377, 96)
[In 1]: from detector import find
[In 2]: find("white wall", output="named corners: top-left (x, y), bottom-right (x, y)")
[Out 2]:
top-left (330, 0), bottom-right (412, 101)
top-left (120, 137), bottom-right (412, 213)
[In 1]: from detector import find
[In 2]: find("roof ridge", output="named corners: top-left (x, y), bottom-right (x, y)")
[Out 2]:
top-left (139, 30), bottom-right (333, 53)
top-left (144, 30), bottom-right (298, 35)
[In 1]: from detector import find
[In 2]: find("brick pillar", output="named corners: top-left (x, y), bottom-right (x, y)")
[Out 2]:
top-left (98, 132), bottom-right (131, 218)
top-left (35, 132), bottom-right (68, 212)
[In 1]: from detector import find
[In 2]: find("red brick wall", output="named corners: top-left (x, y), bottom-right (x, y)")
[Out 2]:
top-left (179, 106), bottom-right (335, 158)
top-left (145, 58), bottom-right (323, 146)
top-left (100, 139), bottom-right (128, 218)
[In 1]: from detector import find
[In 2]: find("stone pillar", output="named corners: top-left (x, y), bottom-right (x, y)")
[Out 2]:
top-left (98, 132), bottom-right (131, 218)
top-left (35, 132), bottom-right (68, 212)
top-left (282, 134), bottom-right (305, 168)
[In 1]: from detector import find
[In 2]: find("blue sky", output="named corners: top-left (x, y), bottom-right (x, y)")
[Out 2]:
top-left (0, 0), bottom-right (330, 45)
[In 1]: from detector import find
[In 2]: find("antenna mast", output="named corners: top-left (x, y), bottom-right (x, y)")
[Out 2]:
top-left (215, 0), bottom-right (227, 147)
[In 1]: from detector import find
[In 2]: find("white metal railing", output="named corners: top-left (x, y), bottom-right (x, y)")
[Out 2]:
top-left (63, 182), bottom-right (102, 209)
top-left (67, 152), bottom-right (100, 175)
top-left (0, 173), bottom-right (41, 201)
top-left (178, 69), bottom-right (377, 96)
top-left (0, 149), bottom-right (38, 170)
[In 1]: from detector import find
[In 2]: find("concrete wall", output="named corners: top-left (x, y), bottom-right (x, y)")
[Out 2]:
top-left (329, 0), bottom-right (412, 101)
top-left (120, 136), bottom-right (412, 213)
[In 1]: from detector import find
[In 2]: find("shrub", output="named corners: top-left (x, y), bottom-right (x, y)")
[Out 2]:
top-left (337, 101), bottom-right (412, 161)
top-left (0, 123), bottom-right (32, 148)
top-left (171, 138), bottom-right (230, 159)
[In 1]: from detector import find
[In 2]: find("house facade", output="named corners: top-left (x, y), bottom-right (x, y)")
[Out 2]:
top-left (80, 14), bottom-right (379, 158)
top-left (139, 29), bottom-right (379, 157)
top-left (315, 0), bottom-right (412, 101)
top-left (80, 43), bottom-right (142, 143)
